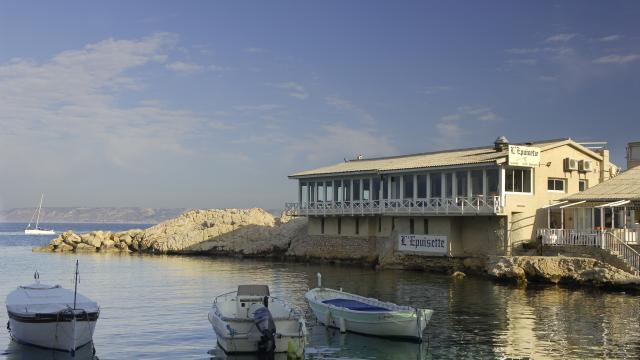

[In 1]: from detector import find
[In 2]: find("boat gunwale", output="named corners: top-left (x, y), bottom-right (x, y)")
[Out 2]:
top-left (305, 287), bottom-right (422, 315)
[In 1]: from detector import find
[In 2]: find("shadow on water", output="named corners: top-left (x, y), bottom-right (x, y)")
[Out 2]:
top-left (2, 341), bottom-right (96, 360)
top-left (208, 347), bottom-right (290, 360)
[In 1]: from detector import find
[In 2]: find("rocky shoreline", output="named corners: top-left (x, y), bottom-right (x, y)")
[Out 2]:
top-left (34, 208), bottom-right (640, 292)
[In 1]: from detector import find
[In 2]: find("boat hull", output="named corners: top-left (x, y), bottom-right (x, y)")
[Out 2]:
top-left (24, 229), bottom-right (55, 235)
top-left (208, 311), bottom-right (306, 354)
top-left (305, 288), bottom-right (433, 341)
top-left (8, 312), bottom-right (98, 352)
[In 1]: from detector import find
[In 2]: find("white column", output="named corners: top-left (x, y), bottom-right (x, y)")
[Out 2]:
top-left (360, 178), bottom-right (364, 201)
top-left (379, 177), bottom-right (383, 201)
top-left (467, 170), bottom-right (472, 198)
top-left (482, 169), bottom-right (488, 198)
top-left (298, 182), bottom-right (302, 205)
top-left (452, 173), bottom-right (457, 198)
top-left (349, 179), bottom-right (353, 201)
top-left (561, 208), bottom-right (564, 229)
top-left (387, 176), bottom-right (392, 200)
top-left (413, 174), bottom-right (418, 200)
top-left (426, 173), bottom-right (431, 199)
top-left (441, 173), bottom-right (445, 200)
top-left (500, 167), bottom-right (506, 207)
top-left (399, 175), bottom-right (404, 200)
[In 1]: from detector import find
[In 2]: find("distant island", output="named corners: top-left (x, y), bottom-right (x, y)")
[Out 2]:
top-left (0, 207), bottom-right (187, 224)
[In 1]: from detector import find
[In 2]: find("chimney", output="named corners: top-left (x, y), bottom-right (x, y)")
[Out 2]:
top-left (494, 136), bottom-right (510, 152)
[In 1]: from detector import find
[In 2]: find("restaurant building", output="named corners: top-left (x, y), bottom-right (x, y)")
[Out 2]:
top-left (286, 137), bottom-right (618, 259)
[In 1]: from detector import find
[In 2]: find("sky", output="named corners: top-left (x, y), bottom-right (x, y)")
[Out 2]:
top-left (1, 1), bottom-right (639, 210)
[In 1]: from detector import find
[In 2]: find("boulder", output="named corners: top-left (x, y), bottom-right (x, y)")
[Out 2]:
top-left (50, 236), bottom-right (64, 246)
top-left (75, 243), bottom-right (97, 252)
top-left (33, 245), bottom-right (55, 253)
top-left (55, 243), bottom-right (74, 252)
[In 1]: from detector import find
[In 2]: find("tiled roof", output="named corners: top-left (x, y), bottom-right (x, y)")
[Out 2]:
top-left (290, 138), bottom-right (581, 178)
top-left (564, 166), bottom-right (640, 201)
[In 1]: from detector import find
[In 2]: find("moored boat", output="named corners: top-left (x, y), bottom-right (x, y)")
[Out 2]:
top-left (5, 262), bottom-right (99, 353)
top-left (208, 285), bottom-right (306, 356)
top-left (24, 194), bottom-right (55, 235)
top-left (305, 274), bottom-right (433, 342)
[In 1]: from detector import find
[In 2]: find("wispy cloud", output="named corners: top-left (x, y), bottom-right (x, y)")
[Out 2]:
top-left (232, 104), bottom-right (283, 112)
top-left (434, 106), bottom-right (500, 147)
top-left (270, 82), bottom-right (308, 99)
top-left (596, 34), bottom-right (622, 42)
top-left (424, 85), bottom-right (452, 95)
top-left (505, 48), bottom-right (541, 55)
top-left (325, 95), bottom-right (375, 124)
top-left (0, 33), bottom-right (230, 172)
top-left (545, 33), bottom-right (578, 43)
top-left (507, 58), bottom-right (538, 66)
top-left (166, 61), bottom-right (227, 74)
top-left (593, 53), bottom-right (640, 64)
top-left (244, 47), bottom-right (268, 54)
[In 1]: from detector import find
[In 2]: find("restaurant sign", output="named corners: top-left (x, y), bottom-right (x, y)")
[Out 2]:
top-left (508, 145), bottom-right (540, 167)
top-left (398, 234), bottom-right (448, 255)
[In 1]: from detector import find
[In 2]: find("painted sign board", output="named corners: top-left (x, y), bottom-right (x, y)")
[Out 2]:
top-left (398, 234), bottom-right (448, 255)
top-left (508, 145), bottom-right (540, 167)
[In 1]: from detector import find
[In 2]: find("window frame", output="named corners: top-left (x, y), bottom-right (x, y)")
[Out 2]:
top-left (547, 178), bottom-right (566, 193)
top-left (579, 179), bottom-right (588, 192)
top-left (504, 167), bottom-right (533, 195)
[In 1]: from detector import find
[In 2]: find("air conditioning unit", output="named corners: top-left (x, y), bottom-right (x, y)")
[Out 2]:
top-left (579, 160), bottom-right (593, 172)
top-left (564, 158), bottom-right (578, 171)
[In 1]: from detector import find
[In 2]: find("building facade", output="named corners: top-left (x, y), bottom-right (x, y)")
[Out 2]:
top-left (286, 137), bottom-right (617, 258)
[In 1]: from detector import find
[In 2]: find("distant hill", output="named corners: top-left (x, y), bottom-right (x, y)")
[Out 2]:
top-left (0, 207), bottom-right (188, 224)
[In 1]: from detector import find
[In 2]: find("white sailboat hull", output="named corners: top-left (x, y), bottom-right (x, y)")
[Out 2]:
top-left (24, 229), bottom-right (55, 235)
top-left (8, 316), bottom-right (97, 351)
top-left (305, 288), bottom-right (433, 341)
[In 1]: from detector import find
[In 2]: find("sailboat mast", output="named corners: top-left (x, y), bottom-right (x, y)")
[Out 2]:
top-left (35, 193), bottom-right (44, 228)
top-left (73, 260), bottom-right (79, 309)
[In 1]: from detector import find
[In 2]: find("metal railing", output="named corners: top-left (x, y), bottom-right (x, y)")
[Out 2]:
top-left (284, 195), bottom-right (502, 216)
top-left (538, 228), bottom-right (640, 274)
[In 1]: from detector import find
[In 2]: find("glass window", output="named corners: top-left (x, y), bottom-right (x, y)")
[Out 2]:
top-left (363, 179), bottom-right (371, 200)
top-left (579, 179), bottom-right (588, 192)
top-left (430, 173), bottom-right (442, 198)
top-left (383, 176), bottom-right (389, 199)
top-left (445, 173), bottom-right (453, 197)
top-left (309, 182), bottom-right (315, 202)
top-left (404, 176), bottom-right (414, 199)
top-left (343, 180), bottom-right (351, 201)
top-left (547, 178), bottom-right (565, 192)
top-left (487, 169), bottom-right (499, 196)
top-left (372, 178), bottom-right (380, 200)
top-left (456, 171), bottom-right (468, 197)
top-left (353, 180), bottom-right (360, 201)
top-left (334, 180), bottom-right (341, 202)
top-left (471, 170), bottom-right (483, 196)
top-left (301, 182), bottom-right (308, 204)
top-left (417, 175), bottom-right (427, 198)
top-left (317, 182), bottom-right (324, 202)
top-left (326, 181), bottom-right (333, 201)
top-left (505, 168), bottom-right (532, 193)
top-left (391, 176), bottom-right (400, 199)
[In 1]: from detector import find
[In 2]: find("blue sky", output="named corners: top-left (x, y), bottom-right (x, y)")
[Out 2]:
top-left (1, 1), bottom-right (639, 210)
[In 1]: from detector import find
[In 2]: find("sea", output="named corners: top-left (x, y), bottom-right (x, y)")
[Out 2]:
top-left (0, 222), bottom-right (639, 360)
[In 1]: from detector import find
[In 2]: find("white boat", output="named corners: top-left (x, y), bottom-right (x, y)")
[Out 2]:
top-left (208, 285), bottom-right (306, 356)
top-left (5, 261), bottom-right (99, 353)
top-left (305, 274), bottom-right (433, 342)
top-left (24, 194), bottom-right (55, 235)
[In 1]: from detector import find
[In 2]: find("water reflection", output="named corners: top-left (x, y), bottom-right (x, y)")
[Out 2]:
top-left (3, 341), bottom-right (96, 360)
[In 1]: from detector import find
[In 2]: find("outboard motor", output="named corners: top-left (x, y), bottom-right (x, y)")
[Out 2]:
top-left (253, 296), bottom-right (276, 360)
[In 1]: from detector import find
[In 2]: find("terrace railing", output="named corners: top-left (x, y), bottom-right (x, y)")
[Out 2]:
top-left (538, 228), bottom-right (640, 275)
top-left (284, 195), bottom-right (502, 216)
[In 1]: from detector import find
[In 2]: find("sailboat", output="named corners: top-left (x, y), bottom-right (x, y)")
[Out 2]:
top-left (24, 194), bottom-right (55, 235)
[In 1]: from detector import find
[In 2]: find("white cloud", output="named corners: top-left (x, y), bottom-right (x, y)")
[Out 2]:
top-left (325, 95), bottom-right (375, 124)
top-left (545, 33), bottom-right (578, 43)
top-left (270, 82), bottom-right (308, 99)
top-left (424, 85), bottom-right (452, 95)
top-left (166, 61), bottom-right (228, 74)
top-left (244, 47), bottom-right (268, 54)
top-left (434, 106), bottom-right (500, 147)
top-left (505, 48), bottom-right (541, 54)
top-left (593, 53), bottom-right (640, 64)
top-left (290, 124), bottom-right (397, 164)
top-left (233, 104), bottom-right (283, 112)
top-left (0, 32), bottom-right (230, 172)
top-left (597, 34), bottom-right (622, 42)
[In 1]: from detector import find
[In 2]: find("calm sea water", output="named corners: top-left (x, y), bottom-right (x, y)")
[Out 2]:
top-left (0, 222), bottom-right (639, 360)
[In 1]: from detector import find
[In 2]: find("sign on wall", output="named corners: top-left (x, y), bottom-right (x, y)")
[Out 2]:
top-left (398, 234), bottom-right (448, 255)
top-left (508, 145), bottom-right (540, 167)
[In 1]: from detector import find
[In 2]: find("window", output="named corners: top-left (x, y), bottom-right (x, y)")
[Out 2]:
top-left (353, 180), bottom-right (360, 201)
top-left (409, 218), bottom-right (414, 234)
top-left (372, 178), bottom-right (380, 200)
top-left (423, 219), bottom-right (429, 234)
top-left (326, 181), bottom-right (333, 202)
top-left (505, 168), bottom-right (532, 193)
top-left (343, 180), bottom-right (351, 201)
top-left (355, 218), bottom-right (359, 235)
top-left (404, 176), bottom-right (414, 199)
top-left (471, 170), bottom-right (483, 196)
top-left (321, 218), bottom-right (325, 234)
top-left (430, 173), bottom-right (442, 198)
top-left (456, 171), bottom-right (468, 197)
top-left (391, 176), bottom-right (400, 199)
top-left (417, 175), bottom-right (427, 198)
top-left (363, 179), bottom-right (370, 200)
top-left (547, 178), bottom-right (565, 192)
top-left (445, 173), bottom-right (453, 197)
top-left (486, 169), bottom-right (499, 196)
top-left (383, 176), bottom-right (389, 199)
top-left (579, 179), bottom-right (588, 192)
top-left (338, 218), bottom-right (342, 234)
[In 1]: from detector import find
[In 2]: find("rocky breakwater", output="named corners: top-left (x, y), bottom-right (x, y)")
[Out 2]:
top-left (487, 256), bottom-right (640, 290)
top-left (35, 208), bottom-right (307, 256)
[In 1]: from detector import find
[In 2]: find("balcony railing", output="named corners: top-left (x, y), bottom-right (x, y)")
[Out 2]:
top-left (284, 195), bottom-right (502, 216)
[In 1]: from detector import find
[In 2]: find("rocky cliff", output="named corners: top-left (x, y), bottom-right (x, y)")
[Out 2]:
top-left (36, 208), bottom-right (306, 255)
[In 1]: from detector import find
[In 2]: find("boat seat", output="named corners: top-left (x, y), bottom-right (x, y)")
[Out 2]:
top-left (322, 298), bottom-right (391, 312)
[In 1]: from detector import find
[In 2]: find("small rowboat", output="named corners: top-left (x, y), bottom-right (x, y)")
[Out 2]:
top-left (304, 274), bottom-right (433, 342)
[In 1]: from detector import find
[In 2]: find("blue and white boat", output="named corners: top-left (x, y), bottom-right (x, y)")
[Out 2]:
top-left (304, 274), bottom-right (433, 341)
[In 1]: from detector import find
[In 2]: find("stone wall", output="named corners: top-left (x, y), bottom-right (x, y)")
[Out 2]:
top-left (286, 234), bottom-right (378, 263)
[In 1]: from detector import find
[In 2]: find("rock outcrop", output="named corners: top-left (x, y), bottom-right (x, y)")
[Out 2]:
top-left (487, 256), bottom-right (640, 289)
top-left (37, 208), bottom-right (307, 256)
